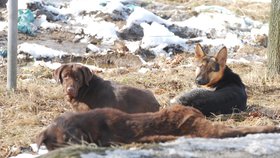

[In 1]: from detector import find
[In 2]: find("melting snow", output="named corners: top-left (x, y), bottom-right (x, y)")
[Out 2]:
top-left (83, 21), bottom-right (118, 44)
top-left (125, 7), bottom-right (170, 29)
top-left (18, 43), bottom-right (67, 59)
top-left (140, 22), bottom-right (186, 49)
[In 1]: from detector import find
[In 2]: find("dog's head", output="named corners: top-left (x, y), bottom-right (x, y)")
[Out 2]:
top-left (36, 123), bottom-right (66, 151)
top-left (194, 44), bottom-right (227, 87)
top-left (36, 114), bottom-right (89, 151)
top-left (53, 64), bottom-right (93, 98)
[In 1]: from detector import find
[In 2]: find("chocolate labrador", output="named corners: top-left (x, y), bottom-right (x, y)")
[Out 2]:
top-left (53, 63), bottom-right (160, 113)
top-left (37, 104), bottom-right (280, 150)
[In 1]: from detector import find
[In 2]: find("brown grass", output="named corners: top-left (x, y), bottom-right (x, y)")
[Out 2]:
top-left (1, 51), bottom-right (280, 157)
top-left (157, 0), bottom-right (270, 22)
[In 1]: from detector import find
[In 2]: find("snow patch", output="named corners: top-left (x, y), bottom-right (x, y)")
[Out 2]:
top-left (84, 21), bottom-right (118, 44)
top-left (34, 15), bottom-right (62, 30)
top-left (18, 43), bottom-right (67, 59)
top-left (0, 21), bottom-right (7, 31)
top-left (140, 22), bottom-right (186, 54)
top-left (125, 7), bottom-right (170, 29)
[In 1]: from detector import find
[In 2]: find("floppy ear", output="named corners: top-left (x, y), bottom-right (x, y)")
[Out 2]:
top-left (80, 66), bottom-right (93, 86)
top-left (195, 44), bottom-right (206, 60)
top-left (215, 47), bottom-right (227, 68)
top-left (36, 130), bottom-right (47, 152)
top-left (53, 65), bottom-right (67, 84)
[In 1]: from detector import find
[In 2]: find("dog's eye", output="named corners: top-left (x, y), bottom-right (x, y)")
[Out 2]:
top-left (212, 63), bottom-right (220, 72)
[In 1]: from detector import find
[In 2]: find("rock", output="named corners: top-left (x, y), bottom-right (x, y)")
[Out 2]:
top-left (0, 0), bottom-right (7, 8)
top-left (86, 44), bottom-right (100, 53)
top-left (27, 1), bottom-right (67, 22)
top-left (163, 44), bottom-right (186, 54)
top-left (135, 48), bottom-right (156, 62)
top-left (167, 24), bottom-right (202, 39)
top-left (37, 134), bottom-right (280, 158)
top-left (118, 23), bottom-right (144, 41)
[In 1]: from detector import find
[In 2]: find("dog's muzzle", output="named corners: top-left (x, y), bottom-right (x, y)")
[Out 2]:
top-left (66, 86), bottom-right (76, 97)
top-left (195, 76), bottom-right (209, 85)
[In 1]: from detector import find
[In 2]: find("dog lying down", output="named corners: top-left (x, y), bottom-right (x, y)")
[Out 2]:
top-left (37, 104), bottom-right (280, 151)
top-left (53, 63), bottom-right (160, 113)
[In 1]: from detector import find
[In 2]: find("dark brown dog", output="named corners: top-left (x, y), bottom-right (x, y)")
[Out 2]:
top-left (53, 63), bottom-right (160, 113)
top-left (37, 104), bottom-right (280, 150)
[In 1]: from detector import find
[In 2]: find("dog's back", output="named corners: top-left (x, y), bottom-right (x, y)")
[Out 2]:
top-left (81, 78), bottom-right (160, 113)
top-left (37, 104), bottom-right (280, 150)
top-left (54, 63), bottom-right (160, 113)
top-left (171, 44), bottom-right (247, 115)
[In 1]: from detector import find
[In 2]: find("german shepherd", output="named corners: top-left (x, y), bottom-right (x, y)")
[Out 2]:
top-left (171, 44), bottom-right (247, 116)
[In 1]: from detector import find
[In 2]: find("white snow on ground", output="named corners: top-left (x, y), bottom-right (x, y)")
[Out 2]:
top-left (0, 21), bottom-right (7, 31)
top-left (10, 144), bottom-right (48, 158)
top-left (12, 133), bottom-right (280, 158)
top-left (83, 21), bottom-right (118, 44)
top-left (125, 41), bottom-right (141, 53)
top-left (80, 133), bottom-right (280, 158)
top-left (17, 0), bottom-right (42, 10)
top-left (34, 15), bottom-right (62, 30)
top-left (12, 0), bottom-right (271, 61)
top-left (140, 22), bottom-right (186, 49)
top-left (18, 43), bottom-right (67, 59)
top-left (124, 7), bottom-right (170, 29)
top-left (87, 44), bottom-right (100, 53)
top-left (199, 33), bottom-right (242, 48)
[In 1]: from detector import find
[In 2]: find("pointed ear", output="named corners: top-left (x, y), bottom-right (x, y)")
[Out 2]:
top-left (215, 47), bottom-right (227, 68)
top-left (81, 66), bottom-right (93, 86)
top-left (53, 65), bottom-right (67, 84)
top-left (195, 44), bottom-right (206, 59)
top-left (36, 130), bottom-right (47, 152)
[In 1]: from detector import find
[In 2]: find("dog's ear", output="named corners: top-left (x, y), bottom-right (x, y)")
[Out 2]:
top-left (81, 66), bottom-right (93, 86)
top-left (36, 130), bottom-right (47, 152)
top-left (53, 65), bottom-right (67, 84)
top-left (195, 44), bottom-right (206, 60)
top-left (215, 47), bottom-right (227, 68)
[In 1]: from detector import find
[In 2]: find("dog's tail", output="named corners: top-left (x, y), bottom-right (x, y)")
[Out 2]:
top-left (180, 114), bottom-right (280, 138)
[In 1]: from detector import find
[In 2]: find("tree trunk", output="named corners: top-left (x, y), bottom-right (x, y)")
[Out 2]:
top-left (268, 0), bottom-right (280, 75)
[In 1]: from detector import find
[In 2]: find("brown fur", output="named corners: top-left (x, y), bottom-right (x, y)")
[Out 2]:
top-left (37, 104), bottom-right (280, 150)
top-left (53, 63), bottom-right (160, 113)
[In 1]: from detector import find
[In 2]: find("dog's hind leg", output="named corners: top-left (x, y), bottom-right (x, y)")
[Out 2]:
top-left (178, 114), bottom-right (280, 138)
top-left (137, 135), bottom-right (179, 143)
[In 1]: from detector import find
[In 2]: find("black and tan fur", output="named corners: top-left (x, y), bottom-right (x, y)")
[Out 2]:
top-left (171, 44), bottom-right (247, 116)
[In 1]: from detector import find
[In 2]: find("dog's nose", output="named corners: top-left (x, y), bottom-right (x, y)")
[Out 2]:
top-left (66, 87), bottom-right (75, 96)
top-left (195, 77), bottom-right (208, 85)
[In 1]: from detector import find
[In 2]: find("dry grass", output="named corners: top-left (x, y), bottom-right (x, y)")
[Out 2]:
top-left (1, 51), bottom-right (280, 157)
top-left (157, 0), bottom-right (270, 22)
